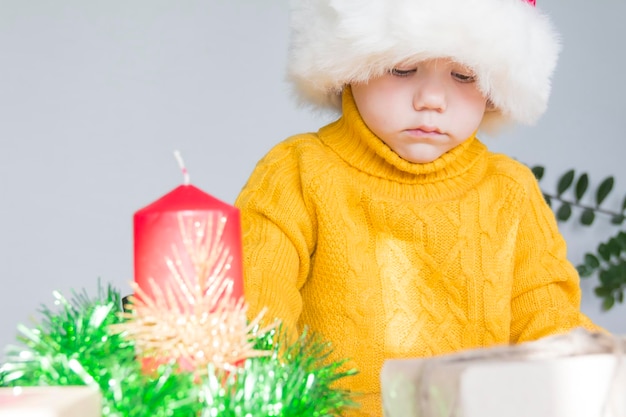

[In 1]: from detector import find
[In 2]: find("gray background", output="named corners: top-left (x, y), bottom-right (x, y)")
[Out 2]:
top-left (2, 0), bottom-right (625, 357)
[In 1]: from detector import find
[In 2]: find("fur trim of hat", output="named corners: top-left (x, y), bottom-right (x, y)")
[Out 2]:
top-left (286, 0), bottom-right (561, 131)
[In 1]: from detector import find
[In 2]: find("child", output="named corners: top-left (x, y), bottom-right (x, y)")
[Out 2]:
top-left (235, 0), bottom-right (601, 415)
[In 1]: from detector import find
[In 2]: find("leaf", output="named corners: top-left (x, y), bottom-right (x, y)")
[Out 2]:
top-left (599, 268), bottom-right (612, 285)
top-left (543, 194), bottom-right (552, 207)
top-left (622, 194), bottom-right (626, 212)
top-left (531, 166), bottom-right (545, 181)
top-left (611, 214), bottom-right (625, 225)
top-left (618, 259), bottom-right (626, 280)
top-left (576, 265), bottom-right (590, 277)
top-left (602, 295), bottom-right (615, 311)
top-left (598, 243), bottom-right (611, 262)
top-left (618, 231), bottom-right (626, 249)
top-left (556, 203), bottom-right (572, 221)
top-left (594, 286), bottom-right (612, 297)
top-left (595, 176), bottom-right (614, 207)
top-left (584, 253), bottom-right (600, 269)
top-left (557, 170), bottom-right (575, 196)
top-left (607, 262), bottom-right (626, 286)
top-left (580, 209), bottom-right (595, 226)
top-left (608, 237), bottom-right (622, 258)
top-left (575, 173), bottom-right (589, 202)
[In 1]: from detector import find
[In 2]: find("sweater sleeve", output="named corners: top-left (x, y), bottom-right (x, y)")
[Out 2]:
top-left (234, 139), bottom-right (316, 336)
top-left (510, 171), bottom-right (602, 343)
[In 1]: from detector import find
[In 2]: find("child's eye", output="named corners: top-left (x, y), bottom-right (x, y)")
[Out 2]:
top-left (390, 68), bottom-right (416, 77)
top-left (452, 71), bottom-right (476, 83)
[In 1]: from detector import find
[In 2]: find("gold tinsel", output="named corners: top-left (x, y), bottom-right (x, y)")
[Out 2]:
top-left (110, 212), bottom-right (275, 374)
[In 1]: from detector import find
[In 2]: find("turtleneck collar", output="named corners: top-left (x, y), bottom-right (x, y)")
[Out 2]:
top-left (318, 86), bottom-right (489, 186)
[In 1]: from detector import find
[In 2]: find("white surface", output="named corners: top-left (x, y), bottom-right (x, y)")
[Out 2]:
top-left (0, 386), bottom-right (101, 417)
top-left (462, 355), bottom-right (624, 417)
top-left (2, 0), bottom-right (626, 357)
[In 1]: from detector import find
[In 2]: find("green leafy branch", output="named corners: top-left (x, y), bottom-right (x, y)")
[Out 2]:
top-left (532, 166), bottom-right (626, 311)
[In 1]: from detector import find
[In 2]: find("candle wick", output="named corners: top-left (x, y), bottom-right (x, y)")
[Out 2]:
top-left (174, 150), bottom-right (191, 185)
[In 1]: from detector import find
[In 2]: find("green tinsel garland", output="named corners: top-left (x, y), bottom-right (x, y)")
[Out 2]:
top-left (0, 284), bottom-right (358, 416)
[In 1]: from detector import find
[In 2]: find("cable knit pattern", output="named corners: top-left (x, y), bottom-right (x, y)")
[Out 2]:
top-left (235, 88), bottom-right (599, 417)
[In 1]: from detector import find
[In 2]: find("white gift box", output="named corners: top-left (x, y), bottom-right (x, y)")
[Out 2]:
top-left (381, 329), bottom-right (626, 417)
top-left (0, 386), bottom-right (101, 417)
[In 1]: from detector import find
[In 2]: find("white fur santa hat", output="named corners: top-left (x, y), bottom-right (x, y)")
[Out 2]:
top-left (287, 0), bottom-right (561, 131)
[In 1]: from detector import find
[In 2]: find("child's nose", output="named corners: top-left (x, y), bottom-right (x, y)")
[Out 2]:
top-left (412, 75), bottom-right (447, 112)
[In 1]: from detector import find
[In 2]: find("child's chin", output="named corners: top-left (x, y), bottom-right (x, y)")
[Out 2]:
top-left (401, 151), bottom-right (442, 164)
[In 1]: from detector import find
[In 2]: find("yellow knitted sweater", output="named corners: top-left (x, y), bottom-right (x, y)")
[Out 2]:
top-left (235, 88), bottom-right (598, 416)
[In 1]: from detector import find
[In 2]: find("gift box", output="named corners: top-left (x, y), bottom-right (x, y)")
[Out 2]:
top-left (381, 328), bottom-right (626, 417)
top-left (0, 386), bottom-right (101, 417)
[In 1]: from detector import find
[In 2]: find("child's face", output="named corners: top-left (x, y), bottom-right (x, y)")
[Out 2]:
top-left (351, 58), bottom-right (488, 164)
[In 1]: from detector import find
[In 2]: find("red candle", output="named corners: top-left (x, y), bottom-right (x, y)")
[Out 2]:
top-left (126, 153), bottom-right (250, 373)
top-left (133, 183), bottom-right (244, 311)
